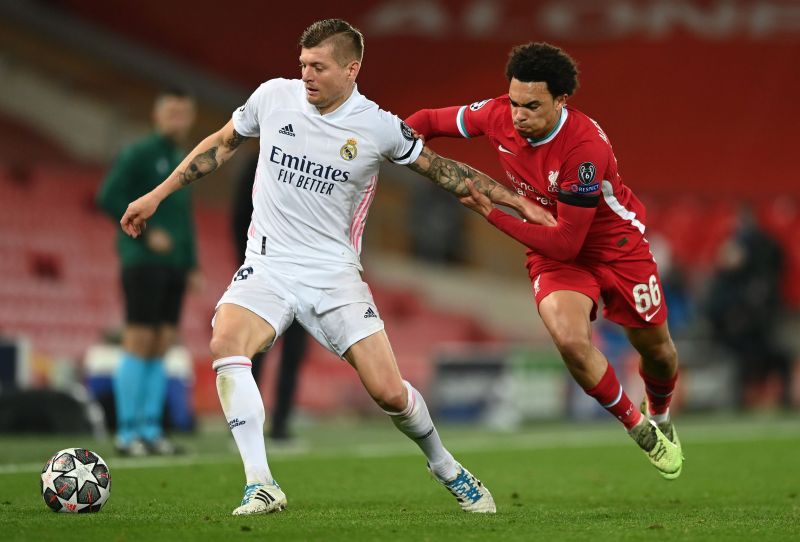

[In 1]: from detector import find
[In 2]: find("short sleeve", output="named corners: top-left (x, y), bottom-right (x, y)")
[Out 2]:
top-left (377, 110), bottom-right (424, 165)
top-left (557, 141), bottom-right (608, 207)
top-left (232, 83), bottom-right (269, 138)
top-left (455, 98), bottom-right (494, 138)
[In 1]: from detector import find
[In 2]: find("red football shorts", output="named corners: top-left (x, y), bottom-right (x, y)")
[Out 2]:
top-left (526, 241), bottom-right (668, 328)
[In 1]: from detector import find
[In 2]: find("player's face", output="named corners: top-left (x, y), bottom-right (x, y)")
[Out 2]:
top-left (508, 79), bottom-right (566, 139)
top-left (153, 96), bottom-right (196, 142)
top-left (300, 42), bottom-right (359, 114)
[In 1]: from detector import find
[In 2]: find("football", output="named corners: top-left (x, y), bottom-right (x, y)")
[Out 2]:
top-left (40, 448), bottom-right (112, 513)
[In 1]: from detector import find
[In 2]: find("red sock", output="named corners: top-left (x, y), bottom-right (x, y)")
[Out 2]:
top-left (639, 368), bottom-right (678, 415)
top-left (585, 363), bottom-right (642, 430)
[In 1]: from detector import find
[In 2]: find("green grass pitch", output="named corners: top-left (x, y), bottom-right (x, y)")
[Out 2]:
top-left (1, 415), bottom-right (798, 541)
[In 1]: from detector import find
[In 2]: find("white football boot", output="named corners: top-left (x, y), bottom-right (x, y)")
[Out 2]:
top-left (232, 480), bottom-right (287, 516)
top-left (430, 462), bottom-right (496, 513)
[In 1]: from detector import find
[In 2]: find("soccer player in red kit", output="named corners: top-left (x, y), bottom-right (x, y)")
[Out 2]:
top-left (406, 42), bottom-right (683, 479)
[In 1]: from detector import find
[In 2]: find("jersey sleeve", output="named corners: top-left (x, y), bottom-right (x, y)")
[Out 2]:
top-left (404, 98), bottom-right (495, 141)
top-left (232, 81), bottom-right (273, 138)
top-left (405, 106), bottom-right (464, 140)
top-left (486, 204), bottom-right (596, 262)
top-left (376, 110), bottom-right (424, 165)
top-left (454, 98), bottom-right (495, 138)
top-left (556, 140), bottom-right (608, 209)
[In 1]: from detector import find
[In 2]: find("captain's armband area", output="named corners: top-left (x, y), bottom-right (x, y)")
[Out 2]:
top-left (558, 190), bottom-right (600, 208)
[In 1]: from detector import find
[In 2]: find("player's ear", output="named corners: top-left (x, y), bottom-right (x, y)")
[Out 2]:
top-left (555, 94), bottom-right (567, 110)
top-left (347, 60), bottom-right (361, 81)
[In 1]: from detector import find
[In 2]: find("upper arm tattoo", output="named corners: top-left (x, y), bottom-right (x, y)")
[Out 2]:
top-left (224, 128), bottom-right (249, 151)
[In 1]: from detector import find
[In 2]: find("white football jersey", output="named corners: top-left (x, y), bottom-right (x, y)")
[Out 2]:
top-left (232, 79), bottom-right (422, 285)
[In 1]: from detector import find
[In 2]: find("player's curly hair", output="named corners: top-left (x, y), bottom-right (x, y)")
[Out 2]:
top-left (505, 42), bottom-right (579, 97)
top-left (300, 19), bottom-right (364, 65)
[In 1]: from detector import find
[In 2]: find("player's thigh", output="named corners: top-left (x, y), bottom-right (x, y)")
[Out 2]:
top-left (301, 277), bottom-right (384, 358)
top-left (538, 290), bottom-right (596, 352)
top-left (211, 303), bottom-right (277, 359)
top-left (212, 260), bottom-right (296, 358)
top-left (343, 330), bottom-right (406, 408)
top-left (600, 251), bottom-right (668, 328)
top-left (532, 261), bottom-right (599, 349)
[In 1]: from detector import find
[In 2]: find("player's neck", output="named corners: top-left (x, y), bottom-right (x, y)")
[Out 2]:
top-left (316, 84), bottom-right (356, 115)
top-left (527, 107), bottom-right (566, 143)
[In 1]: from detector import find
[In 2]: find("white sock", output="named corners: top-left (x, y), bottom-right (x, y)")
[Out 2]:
top-left (651, 409), bottom-right (670, 425)
top-left (214, 356), bottom-right (272, 485)
top-left (385, 381), bottom-right (457, 480)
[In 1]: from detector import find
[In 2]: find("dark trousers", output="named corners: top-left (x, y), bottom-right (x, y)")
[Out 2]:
top-left (252, 320), bottom-right (307, 438)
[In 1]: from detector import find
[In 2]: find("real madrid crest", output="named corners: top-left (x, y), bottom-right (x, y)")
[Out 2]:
top-left (340, 138), bottom-right (357, 161)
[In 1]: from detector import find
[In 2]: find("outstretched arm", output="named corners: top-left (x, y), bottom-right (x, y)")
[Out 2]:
top-left (120, 120), bottom-right (250, 237)
top-left (460, 179), bottom-right (595, 262)
top-left (407, 145), bottom-right (556, 226)
top-left (405, 107), bottom-right (464, 141)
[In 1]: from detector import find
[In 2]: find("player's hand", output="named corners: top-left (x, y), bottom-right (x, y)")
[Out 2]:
top-left (145, 227), bottom-right (173, 254)
top-left (120, 193), bottom-right (160, 238)
top-left (514, 197), bottom-right (557, 227)
top-left (459, 178), bottom-right (495, 217)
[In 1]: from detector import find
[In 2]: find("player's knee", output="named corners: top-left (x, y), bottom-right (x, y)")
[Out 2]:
top-left (640, 337), bottom-right (677, 367)
top-left (374, 385), bottom-right (407, 413)
top-left (209, 332), bottom-right (246, 360)
top-left (551, 330), bottom-right (592, 364)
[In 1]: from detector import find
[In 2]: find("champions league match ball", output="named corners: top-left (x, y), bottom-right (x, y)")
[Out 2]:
top-left (40, 448), bottom-right (111, 513)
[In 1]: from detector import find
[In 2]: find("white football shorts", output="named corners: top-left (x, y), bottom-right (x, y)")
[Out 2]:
top-left (213, 257), bottom-right (384, 357)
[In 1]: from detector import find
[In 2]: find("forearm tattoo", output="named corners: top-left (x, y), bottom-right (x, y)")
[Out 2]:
top-left (408, 146), bottom-right (508, 201)
top-left (178, 129), bottom-right (249, 186)
top-left (179, 147), bottom-right (218, 186)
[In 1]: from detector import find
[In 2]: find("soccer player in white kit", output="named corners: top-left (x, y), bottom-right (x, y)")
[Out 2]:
top-left (121, 19), bottom-right (550, 516)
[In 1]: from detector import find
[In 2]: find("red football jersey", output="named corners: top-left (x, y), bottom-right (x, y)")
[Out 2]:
top-left (413, 96), bottom-right (648, 263)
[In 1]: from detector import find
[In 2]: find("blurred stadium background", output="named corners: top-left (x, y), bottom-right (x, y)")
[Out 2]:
top-left (0, 0), bottom-right (798, 450)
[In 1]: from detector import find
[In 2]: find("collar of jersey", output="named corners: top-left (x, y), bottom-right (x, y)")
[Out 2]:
top-left (526, 107), bottom-right (568, 147)
top-left (304, 83), bottom-right (361, 119)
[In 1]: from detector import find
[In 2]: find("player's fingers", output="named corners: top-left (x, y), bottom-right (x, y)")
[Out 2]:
top-left (537, 209), bottom-right (556, 226)
top-left (464, 178), bottom-right (479, 197)
top-left (132, 217), bottom-right (144, 237)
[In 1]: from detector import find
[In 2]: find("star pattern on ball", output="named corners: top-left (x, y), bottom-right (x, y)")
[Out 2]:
top-left (71, 459), bottom-right (102, 492)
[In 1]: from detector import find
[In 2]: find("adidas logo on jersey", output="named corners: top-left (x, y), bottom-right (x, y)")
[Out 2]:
top-left (364, 308), bottom-right (377, 319)
top-left (278, 124), bottom-right (296, 137)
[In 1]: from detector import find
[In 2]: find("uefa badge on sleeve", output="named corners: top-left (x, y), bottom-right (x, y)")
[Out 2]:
top-left (578, 162), bottom-right (596, 185)
top-left (340, 138), bottom-right (358, 161)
